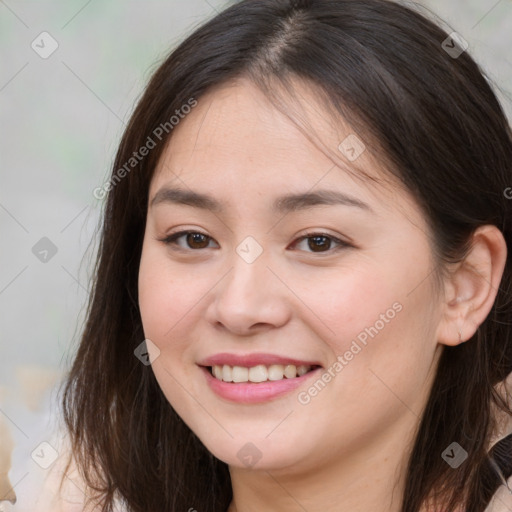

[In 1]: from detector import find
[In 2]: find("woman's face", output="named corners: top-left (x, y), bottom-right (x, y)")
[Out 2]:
top-left (138, 78), bottom-right (444, 473)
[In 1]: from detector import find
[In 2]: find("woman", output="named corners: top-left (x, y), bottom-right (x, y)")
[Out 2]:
top-left (50, 0), bottom-right (512, 511)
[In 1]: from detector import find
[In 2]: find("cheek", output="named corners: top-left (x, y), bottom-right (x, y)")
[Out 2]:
top-left (138, 247), bottom-right (199, 349)
top-left (325, 275), bottom-right (436, 414)
top-left (299, 254), bottom-right (436, 389)
top-left (137, 248), bottom-right (203, 412)
top-left (298, 264), bottom-right (402, 350)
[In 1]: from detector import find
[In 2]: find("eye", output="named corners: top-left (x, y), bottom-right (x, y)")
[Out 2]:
top-left (159, 230), bottom-right (217, 250)
top-left (158, 230), bottom-right (351, 254)
top-left (291, 231), bottom-right (351, 254)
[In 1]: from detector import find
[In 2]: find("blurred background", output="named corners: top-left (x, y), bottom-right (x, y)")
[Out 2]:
top-left (1, 0), bottom-right (511, 510)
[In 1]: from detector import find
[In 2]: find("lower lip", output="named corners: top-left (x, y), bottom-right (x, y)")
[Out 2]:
top-left (200, 366), bottom-right (323, 404)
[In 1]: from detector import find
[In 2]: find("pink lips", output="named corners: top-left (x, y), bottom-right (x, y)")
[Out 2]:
top-left (197, 352), bottom-right (323, 404)
top-left (197, 352), bottom-right (322, 368)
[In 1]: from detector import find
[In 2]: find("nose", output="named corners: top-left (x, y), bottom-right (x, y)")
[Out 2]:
top-left (205, 249), bottom-right (291, 336)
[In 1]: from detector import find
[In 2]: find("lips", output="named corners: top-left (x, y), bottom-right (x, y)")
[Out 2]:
top-left (197, 353), bottom-right (324, 403)
top-left (200, 365), bottom-right (324, 404)
top-left (197, 352), bottom-right (323, 368)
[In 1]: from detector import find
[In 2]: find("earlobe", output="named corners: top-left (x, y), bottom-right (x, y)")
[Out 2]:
top-left (436, 225), bottom-right (507, 347)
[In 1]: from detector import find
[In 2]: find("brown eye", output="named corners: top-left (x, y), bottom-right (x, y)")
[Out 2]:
top-left (292, 232), bottom-right (350, 254)
top-left (185, 232), bottom-right (210, 249)
top-left (161, 230), bottom-right (215, 250)
top-left (307, 235), bottom-right (331, 252)
top-left (159, 230), bottom-right (350, 255)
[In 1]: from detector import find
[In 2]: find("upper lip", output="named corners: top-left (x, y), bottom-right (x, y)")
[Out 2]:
top-left (198, 353), bottom-right (323, 368)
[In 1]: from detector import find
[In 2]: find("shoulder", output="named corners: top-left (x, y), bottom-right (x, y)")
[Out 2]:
top-left (32, 442), bottom-right (94, 512)
top-left (485, 380), bottom-right (512, 512)
top-left (32, 437), bottom-right (128, 512)
top-left (30, 447), bottom-right (88, 512)
top-left (483, 479), bottom-right (512, 512)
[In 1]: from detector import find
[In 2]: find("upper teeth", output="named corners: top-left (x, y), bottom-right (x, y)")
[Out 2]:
top-left (211, 364), bottom-right (313, 383)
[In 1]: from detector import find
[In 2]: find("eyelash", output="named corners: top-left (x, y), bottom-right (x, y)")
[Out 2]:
top-left (157, 230), bottom-right (352, 254)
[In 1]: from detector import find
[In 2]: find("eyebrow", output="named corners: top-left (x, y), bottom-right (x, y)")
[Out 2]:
top-left (150, 186), bottom-right (373, 214)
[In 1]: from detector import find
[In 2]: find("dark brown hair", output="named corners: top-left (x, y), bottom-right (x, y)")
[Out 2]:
top-left (60, 1), bottom-right (512, 510)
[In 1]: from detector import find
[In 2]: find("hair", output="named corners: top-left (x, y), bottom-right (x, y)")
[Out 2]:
top-left (60, 0), bottom-right (512, 511)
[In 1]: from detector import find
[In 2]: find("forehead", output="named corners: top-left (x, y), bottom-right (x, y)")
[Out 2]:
top-left (158, 78), bottom-right (368, 170)
top-left (150, 77), bottom-right (416, 220)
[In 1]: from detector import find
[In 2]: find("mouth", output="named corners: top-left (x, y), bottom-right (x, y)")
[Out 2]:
top-left (204, 363), bottom-right (323, 383)
top-left (197, 353), bottom-right (324, 403)
top-left (199, 363), bottom-right (324, 404)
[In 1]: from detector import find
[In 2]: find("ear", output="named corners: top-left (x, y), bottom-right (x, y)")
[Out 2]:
top-left (436, 225), bottom-right (507, 346)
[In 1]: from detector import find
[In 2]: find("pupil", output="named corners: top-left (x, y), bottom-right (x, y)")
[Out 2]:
top-left (188, 233), bottom-right (208, 248)
top-left (309, 236), bottom-right (329, 252)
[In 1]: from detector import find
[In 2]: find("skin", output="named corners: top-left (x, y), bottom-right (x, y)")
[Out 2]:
top-left (137, 77), bottom-right (507, 512)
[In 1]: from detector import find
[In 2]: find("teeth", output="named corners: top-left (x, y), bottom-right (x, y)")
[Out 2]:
top-left (268, 364), bottom-right (285, 381)
top-left (212, 365), bottom-right (223, 379)
top-left (232, 366), bottom-right (248, 382)
top-left (211, 364), bottom-right (314, 383)
top-left (284, 364), bottom-right (296, 379)
top-left (248, 365), bottom-right (267, 383)
top-left (222, 365), bottom-right (233, 382)
top-left (296, 365), bottom-right (309, 376)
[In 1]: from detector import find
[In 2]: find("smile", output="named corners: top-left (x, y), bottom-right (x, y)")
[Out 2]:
top-left (209, 363), bottom-right (320, 383)
top-left (200, 364), bottom-right (324, 404)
